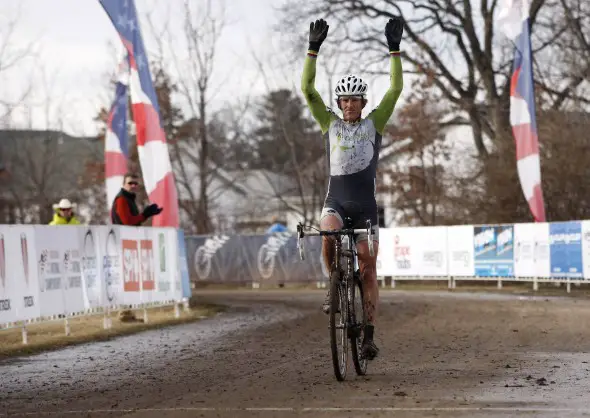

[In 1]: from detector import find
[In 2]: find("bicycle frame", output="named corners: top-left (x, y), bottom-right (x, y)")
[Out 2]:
top-left (296, 219), bottom-right (375, 381)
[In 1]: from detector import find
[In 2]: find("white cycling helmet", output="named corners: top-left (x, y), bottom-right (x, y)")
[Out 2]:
top-left (335, 74), bottom-right (368, 97)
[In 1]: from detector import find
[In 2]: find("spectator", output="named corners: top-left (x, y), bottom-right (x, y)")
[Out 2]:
top-left (49, 199), bottom-right (81, 225)
top-left (266, 215), bottom-right (288, 234)
top-left (111, 172), bottom-right (163, 226)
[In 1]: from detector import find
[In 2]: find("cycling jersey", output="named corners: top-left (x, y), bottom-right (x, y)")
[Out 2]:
top-left (301, 49), bottom-right (403, 235)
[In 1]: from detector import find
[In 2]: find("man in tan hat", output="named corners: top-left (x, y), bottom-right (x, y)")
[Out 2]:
top-left (49, 198), bottom-right (81, 225)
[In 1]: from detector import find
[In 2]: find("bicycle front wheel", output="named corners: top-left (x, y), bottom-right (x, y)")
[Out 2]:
top-left (350, 273), bottom-right (367, 376)
top-left (329, 276), bottom-right (348, 381)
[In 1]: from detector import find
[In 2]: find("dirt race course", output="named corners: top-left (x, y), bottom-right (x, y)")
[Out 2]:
top-left (2, 289), bottom-right (590, 418)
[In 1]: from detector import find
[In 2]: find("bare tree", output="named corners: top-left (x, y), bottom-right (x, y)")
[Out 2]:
top-left (145, 3), bottom-right (259, 234)
top-left (0, 126), bottom-right (96, 224)
top-left (0, 5), bottom-right (37, 124)
top-left (248, 49), bottom-right (327, 227)
top-left (173, 103), bottom-right (251, 234)
top-left (0, 5), bottom-right (37, 222)
top-left (0, 55), bottom-right (97, 224)
top-left (381, 79), bottom-right (451, 226)
top-left (280, 1), bottom-right (587, 152)
top-left (158, 0), bottom-right (227, 234)
top-left (545, 0), bottom-right (590, 108)
top-left (536, 110), bottom-right (590, 220)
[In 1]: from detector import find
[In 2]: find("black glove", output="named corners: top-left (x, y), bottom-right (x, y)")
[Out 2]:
top-left (385, 16), bottom-right (404, 51)
top-left (308, 19), bottom-right (329, 52)
top-left (142, 203), bottom-right (162, 218)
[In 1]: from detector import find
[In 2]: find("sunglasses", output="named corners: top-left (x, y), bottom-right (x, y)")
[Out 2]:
top-left (127, 181), bottom-right (139, 186)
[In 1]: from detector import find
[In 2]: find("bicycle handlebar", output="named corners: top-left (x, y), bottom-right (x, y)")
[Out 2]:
top-left (296, 220), bottom-right (375, 260)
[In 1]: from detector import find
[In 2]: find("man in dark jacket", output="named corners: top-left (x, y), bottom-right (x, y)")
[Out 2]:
top-left (111, 173), bottom-right (163, 225)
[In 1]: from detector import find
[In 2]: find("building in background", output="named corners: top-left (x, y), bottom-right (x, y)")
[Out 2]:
top-left (0, 129), bottom-right (101, 224)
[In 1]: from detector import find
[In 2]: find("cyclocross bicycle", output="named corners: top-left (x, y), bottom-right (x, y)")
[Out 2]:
top-left (296, 217), bottom-right (375, 381)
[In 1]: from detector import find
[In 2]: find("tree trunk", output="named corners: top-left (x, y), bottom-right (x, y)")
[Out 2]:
top-left (198, 90), bottom-right (211, 234)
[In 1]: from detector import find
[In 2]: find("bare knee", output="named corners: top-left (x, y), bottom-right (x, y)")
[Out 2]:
top-left (320, 214), bottom-right (342, 231)
top-left (321, 215), bottom-right (342, 245)
top-left (320, 215), bottom-right (342, 270)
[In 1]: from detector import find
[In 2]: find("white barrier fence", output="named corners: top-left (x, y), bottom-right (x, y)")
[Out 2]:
top-left (184, 220), bottom-right (590, 292)
top-left (0, 225), bottom-right (192, 330)
top-left (377, 221), bottom-right (590, 291)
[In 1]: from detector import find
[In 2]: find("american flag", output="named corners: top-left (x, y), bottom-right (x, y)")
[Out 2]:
top-left (497, 0), bottom-right (546, 222)
top-left (99, 0), bottom-right (180, 227)
top-left (105, 56), bottom-right (129, 210)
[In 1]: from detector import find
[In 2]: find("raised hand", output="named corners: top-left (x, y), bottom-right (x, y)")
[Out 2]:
top-left (385, 16), bottom-right (404, 51)
top-left (309, 19), bottom-right (329, 52)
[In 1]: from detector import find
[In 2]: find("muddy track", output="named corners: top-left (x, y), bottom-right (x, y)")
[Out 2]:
top-left (2, 290), bottom-right (590, 417)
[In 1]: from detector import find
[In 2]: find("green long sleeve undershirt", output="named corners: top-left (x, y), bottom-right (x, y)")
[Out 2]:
top-left (301, 51), bottom-right (403, 135)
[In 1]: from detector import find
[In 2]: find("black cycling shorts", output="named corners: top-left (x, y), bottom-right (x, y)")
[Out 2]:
top-left (320, 196), bottom-right (379, 242)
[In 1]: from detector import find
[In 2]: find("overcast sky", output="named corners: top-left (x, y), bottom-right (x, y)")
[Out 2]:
top-left (0, 0), bottom-right (397, 136)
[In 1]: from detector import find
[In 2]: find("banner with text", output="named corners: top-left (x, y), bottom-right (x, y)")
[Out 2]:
top-left (549, 221), bottom-right (583, 279)
top-left (183, 221), bottom-right (590, 284)
top-left (0, 225), bottom-right (189, 326)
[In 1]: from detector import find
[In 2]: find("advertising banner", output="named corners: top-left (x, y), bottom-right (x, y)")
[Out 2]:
top-left (474, 224), bottom-right (515, 277)
top-left (533, 222), bottom-right (551, 278)
top-left (36, 225), bottom-right (86, 316)
top-left (417, 226), bottom-right (448, 277)
top-left (79, 227), bottom-right (104, 310)
top-left (387, 227), bottom-right (420, 276)
top-left (514, 223), bottom-right (535, 278)
top-left (98, 226), bottom-right (122, 308)
top-left (176, 229), bottom-right (192, 299)
top-left (447, 225), bottom-right (475, 277)
top-left (0, 226), bottom-right (41, 323)
top-left (186, 233), bottom-right (327, 285)
top-left (549, 221), bottom-right (583, 278)
top-left (0, 226), bottom-right (15, 324)
top-left (376, 227), bottom-right (394, 276)
top-left (120, 226), bottom-right (156, 305)
top-left (0, 225), bottom-right (185, 326)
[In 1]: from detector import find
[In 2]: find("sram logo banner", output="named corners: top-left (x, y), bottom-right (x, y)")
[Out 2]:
top-left (140, 239), bottom-right (155, 291)
top-left (120, 227), bottom-right (161, 305)
top-left (122, 239), bottom-right (140, 292)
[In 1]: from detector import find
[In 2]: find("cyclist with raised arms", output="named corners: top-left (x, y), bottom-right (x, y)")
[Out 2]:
top-left (301, 17), bottom-right (404, 360)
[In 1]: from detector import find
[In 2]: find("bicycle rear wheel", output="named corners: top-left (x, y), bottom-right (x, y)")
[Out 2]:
top-left (350, 272), bottom-right (368, 375)
top-left (329, 274), bottom-right (348, 381)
